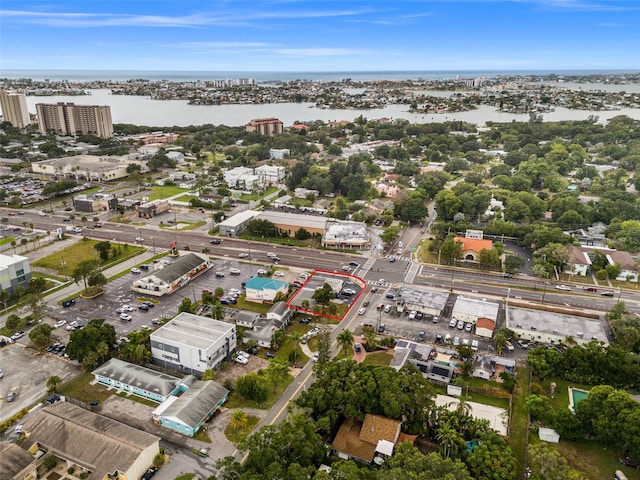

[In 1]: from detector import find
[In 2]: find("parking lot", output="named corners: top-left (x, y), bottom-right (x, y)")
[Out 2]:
top-left (46, 256), bottom-right (302, 338)
top-left (356, 288), bottom-right (502, 355)
top-left (0, 344), bottom-right (80, 422)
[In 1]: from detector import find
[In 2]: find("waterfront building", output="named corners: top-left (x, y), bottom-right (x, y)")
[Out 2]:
top-left (0, 90), bottom-right (30, 128)
top-left (36, 102), bottom-right (113, 138)
top-left (245, 117), bottom-right (284, 136)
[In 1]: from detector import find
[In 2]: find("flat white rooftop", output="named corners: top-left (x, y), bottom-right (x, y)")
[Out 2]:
top-left (452, 296), bottom-right (500, 321)
top-left (151, 312), bottom-right (235, 350)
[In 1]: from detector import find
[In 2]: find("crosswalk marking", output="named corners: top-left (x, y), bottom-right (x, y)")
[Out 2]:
top-left (367, 279), bottom-right (391, 287)
top-left (385, 254), bottom-right (412, 263)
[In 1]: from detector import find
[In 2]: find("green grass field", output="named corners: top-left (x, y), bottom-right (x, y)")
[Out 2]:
top-left (362, 352), bottom-right (392, 366)
top-left (224, 415), bottom-right (260, 443)
top-left (32, 239), bottom-right (145, 276)
top-left (148, 185), bottom-right (189, 200)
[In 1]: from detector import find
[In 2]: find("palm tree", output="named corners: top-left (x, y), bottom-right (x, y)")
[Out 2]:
top-left (229, 409), bottom-right (248, 430)
top-left (337, 329), bottom-right (354, 354)
top-left (289, 332), bottom-right (303, 367)
top-left (46, 375), bottom-right (62, 393)
top-left (1, 217), bottom-right (7, 228)
top-left (81, 216), bottom-right (87, 228)
top-left (436, 422), bottom-right (463, 458)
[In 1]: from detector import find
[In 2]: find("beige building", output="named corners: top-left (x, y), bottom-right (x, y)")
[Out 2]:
top-left (31, 155), bottom-right (144, 182)
top-left (0, 90), bottom-right (30, 128)
top-left (245, 117), bottom-right (284, 136)
top-left (20, 402), bottom-right (160, 480)
top-left (36, 102), bottom-right (113, 138)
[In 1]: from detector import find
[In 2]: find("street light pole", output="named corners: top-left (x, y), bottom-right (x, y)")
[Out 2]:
top-left (541, 281), bottom-right (548, 304)
top-left (450, 258), bottom-right (456, 292)
top-left (617, 287), bottom-right (622, 303)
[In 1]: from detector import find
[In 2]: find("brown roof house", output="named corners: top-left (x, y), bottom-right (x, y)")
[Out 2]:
top-left (453, 236), bottom-right (493, 262)
top-left (332, 414), bottom-right (402, 463)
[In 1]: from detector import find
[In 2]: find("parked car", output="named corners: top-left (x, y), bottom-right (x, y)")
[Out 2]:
top-left (349, 261), bottom-right (360, 267)
top-left (140, 264), bottom-right (150, 271)
top-left (230, 268), bottom-right (241, 275)
top-left (62, 298), bottom-right (76, 308)
top-left (274, 271), bottom-right (285, 277)
top-left (143, 301), bottom-right (155, 308)
top-left (408, 310), bottom-right (417, 320)
top-left (354, 343), bottom-right (362, 352)
top-left (343, 288), bottom-right (357, 295)
top-left (445, 333), bottom-right (452, 343)
top-left (449, 319), bottom-right (457, 328)
top-left (435, 334), bottom-right (443, 344)
top-left (453, 336), bottom-right (460, 346)
top-left (257, 269), bottom-right (268, 275)
top-left (457, 320), bottom-right (465, 330)
top-left (471, 339), bottom-right (479, 351)
top-left (311, 352), bottom-right (320, 362)
top-left (54, 320), bottom-right (66, 328)
top-left (120, 313), bottom-right (132, 321)
top-left (465, 323), bottom-right (473, 332)
top-left (416, 312), bottom-right (424, 320)
top-left (135, 237), bottom-right (144, 242)
top-left (299, 317), bottom-right (312, 324)
top-left (10, 331), bottom-right (25, 341)
top-left (141, 467), bottom-right (159, 480)
top-left (383, 305), bottom-right (392, 313)
top-left (506, 341), bottom-right (515, 351)
top-left (215, 271), bottom-right (225, 278)
top-left (138, 304), bottom-right (149, 311)
top-left (292, 280), bottom-right (303, 288)
top-left (266, 352), bottom-right (276, 359)
top-left (417, 331), bottom-right (425, 342)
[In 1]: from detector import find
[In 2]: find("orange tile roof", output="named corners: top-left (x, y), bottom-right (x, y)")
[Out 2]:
top-left (453, 237), bottom-right (493, 253)
top-left (476, 317), bottom-right (496, 330)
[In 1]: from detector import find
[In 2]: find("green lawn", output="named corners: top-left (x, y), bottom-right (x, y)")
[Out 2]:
top-left (362, 352), bottom-right (392, 366)
top-left (233, 296), bottom-right (272, 314)
top-left (148, 185), bottom-right (189, 200)
top-left (224, 415), bottom-right (260, 443)
top-left (508, 365), bottom-right (530, 478)
top-left (225, 373), bottom-right (294, 409)
top-left (57, 372), bottom-right (113, 403)
top-left (239, 187), bottom-right (279, 201)
top-left (555, 439), bottom-right (640, 480)
top-left (32, 239), bottom-right (145, 276)
top-left (0, 236), bottom-right (15, 246)
top-left (159, 220), bottom-right (207, 231)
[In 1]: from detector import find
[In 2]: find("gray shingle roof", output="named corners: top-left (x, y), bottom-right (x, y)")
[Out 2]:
top-left (160, 381), bottom-right (229, 430)
top-left (0, 442), bottom-right (34, 478)
top-left (22, 402), bottom-right (159, 480)
top-left (149, 253), bottom-right (207, 283)
top-left (92, 358), bottom-right (180, 400)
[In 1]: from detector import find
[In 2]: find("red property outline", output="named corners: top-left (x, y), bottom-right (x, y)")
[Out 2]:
top-left (285, 269), bottom-right (367, 321)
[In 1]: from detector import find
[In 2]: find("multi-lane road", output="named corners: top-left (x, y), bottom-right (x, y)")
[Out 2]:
top-left (5, 208), bottom-right (637, 314)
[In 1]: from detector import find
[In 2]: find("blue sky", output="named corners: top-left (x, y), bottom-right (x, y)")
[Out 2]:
top-left (1, 0), bottom-right (639, 72)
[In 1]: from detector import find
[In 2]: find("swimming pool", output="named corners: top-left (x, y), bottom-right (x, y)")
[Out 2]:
top-left (568, 386), bottom-right (590, 414)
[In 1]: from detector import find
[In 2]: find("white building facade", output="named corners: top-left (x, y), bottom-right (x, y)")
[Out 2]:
top-left (150, 313), bottom-right (237, 375)
top-left (0, 254), bottom-right (31, 294)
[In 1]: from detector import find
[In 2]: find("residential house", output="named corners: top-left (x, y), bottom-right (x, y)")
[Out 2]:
top-left (332, 414), bottom-right (402, 463)
top-left (453, 236), bottom-right (494, 262)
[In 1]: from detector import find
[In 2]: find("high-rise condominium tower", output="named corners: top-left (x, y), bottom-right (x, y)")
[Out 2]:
top-left (36, 102), bottom-right (114, 138)
top-left (0, 90), bottom-right (30, 128)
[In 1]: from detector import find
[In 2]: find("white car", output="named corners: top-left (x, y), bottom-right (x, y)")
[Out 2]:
top-left (10, 331), bottom-right (25, 341)
top-left (471, 340), bottom-right (479, 351)
top-left (274, 271), bottom-right (284, 277)
top-left (229, 289), bottom-right (242, 295)
top-left (267, 252), bottom-right (278, 258)
top-left (462, 338), bottom-right (470, 346)
top-left (234, 355), bottom-right (248, 365)
top-left (121, 305), bottom-right (134, 312)
top-left (358, 307), bottom-right (366, 315)
top-left (72, 227), bottom-right (83, 233)
top-left (453, 336), bottom-right (460, 346)
top-left (120, 313), bottom-right (132, 321)
top-left (53, 320), bottom-right (66, 328)
top-left (300, 272), bottom-right (310, 279)
top-left (257, 269), bottom-right (268, 275)
top-left (408, 310), bottom-right (417, 320)
top-left (311, 352), bottom-right (320, 362)
top-left (341, 265), bottom-right (351, 271)
top-left (135, 237), bottom-right (144, 242)
top-left (131, 268), bottom-right (141, 274)
top-left (555, 284), bottom-right (571, 291)
top-left (38, 211), bottom-right (47, 216)
top-left (307, 328), bottom-right (320, 337)
top-left (505, 341), bottom-right (515, 351)
top-left (238, 253), bottom-right (249, 258)
top-left (449, 319), bottom-right (457, 328)
top-left (229, 268), bottom-right (241, 275)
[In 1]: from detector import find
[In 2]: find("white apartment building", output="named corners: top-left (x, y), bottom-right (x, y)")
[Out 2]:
top-left (0, 254), bottom-right (31, 295)
top-left (224, 166), bottom-right (262, 190)
top-left (150, 313), bottom-right (237, 375)
top-left (255, 164), bottom-right (286, 183)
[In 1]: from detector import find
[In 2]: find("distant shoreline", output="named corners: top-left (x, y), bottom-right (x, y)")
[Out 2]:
top-left (2, 69), bottom-right (639, 82)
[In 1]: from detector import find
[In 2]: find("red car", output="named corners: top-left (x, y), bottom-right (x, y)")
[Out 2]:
top-left (583, 287), bottom-right (597, 292)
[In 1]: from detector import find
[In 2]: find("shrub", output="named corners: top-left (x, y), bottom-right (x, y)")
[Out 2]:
top-left (153, 453), bottom-right (165, 467)
top-left (223, 379), bottom-right (235, 392)
top-left (42, 455), bottom-right (57, 470)
top-left (67, 467), bottom-right (75, 475)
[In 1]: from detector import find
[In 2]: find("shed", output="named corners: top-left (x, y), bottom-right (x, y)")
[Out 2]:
top-left (538, 427), bottom-right (560, 443)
